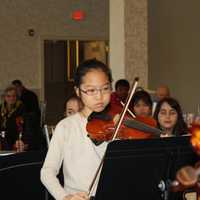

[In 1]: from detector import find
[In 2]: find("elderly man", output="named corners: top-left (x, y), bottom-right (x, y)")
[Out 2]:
top-left (155, 85), bottom-right (170, 101)
top-left (152, 85), bottom-right (170, 115)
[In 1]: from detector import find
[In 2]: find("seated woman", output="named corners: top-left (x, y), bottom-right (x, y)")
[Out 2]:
top-left (153, 97), bottom-right (188, 137)
top-left (0, 86), bottom-right (30, 151)
top-left (131, 90), bottom-right (152, 117)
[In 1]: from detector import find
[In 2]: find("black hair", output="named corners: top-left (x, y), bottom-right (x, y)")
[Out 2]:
top-left (115, 79), bottom-right (130, 91)
top-left (12, 79), bottom-right (23, 86)
top-left (65, 94), bottom-right (81, 103)
top-left (74, 58), bottom-right (112, 87)
top-left (64, 94), bottom-right (83, 117)
top-left (131, 90), bottom-right (153, 108)
top-left (64, 94), bottom-right (83, 109)
top-left (153, 97), bottom-right (188, 136)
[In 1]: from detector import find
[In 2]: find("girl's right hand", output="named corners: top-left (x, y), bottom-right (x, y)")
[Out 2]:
top-left (63, 192), bottom-right (89, 200)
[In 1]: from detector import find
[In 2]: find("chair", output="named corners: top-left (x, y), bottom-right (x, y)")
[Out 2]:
top-left (43, 125), bottom-right (50, 148)
top-left (40, 101), bottom-right (47, 127)
top-left (43, 125), bottom-right (55, 149)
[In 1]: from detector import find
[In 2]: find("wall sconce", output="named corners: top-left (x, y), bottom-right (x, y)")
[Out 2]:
top-left (28, 29), bottom-right (35, 37)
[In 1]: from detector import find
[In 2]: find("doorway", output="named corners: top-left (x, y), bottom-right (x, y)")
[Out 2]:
top-left (44, 40), bottom-right (109, 125)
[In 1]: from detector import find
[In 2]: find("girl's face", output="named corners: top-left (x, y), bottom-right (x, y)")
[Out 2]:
top-left (65, 99), bottom-right (80, 117)
top-left (5, 90), bottom-right (17, 106)
top-left (158, 102), bottom-right (178, 130)
top-left (76, 69), bottom-right (111, 117)
top-left (133, 100), bottom-right (151, 117)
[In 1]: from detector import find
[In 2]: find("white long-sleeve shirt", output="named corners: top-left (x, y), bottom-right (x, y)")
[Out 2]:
top-left (40, 113), bottom-right (107, 200)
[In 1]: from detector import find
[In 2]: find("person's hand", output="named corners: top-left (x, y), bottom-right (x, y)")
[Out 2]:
top-left (160, 132), bottom-right (172, 138)
top-left (14, 140), bottom-right (27, 152)
top-left (63, 192), bottom-right (89, 200)
top-left (160, 133), bottom-right (169, 138)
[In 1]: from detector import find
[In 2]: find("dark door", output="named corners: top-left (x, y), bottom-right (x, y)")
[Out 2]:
top-left (44, 40), bottom-right (75, 125)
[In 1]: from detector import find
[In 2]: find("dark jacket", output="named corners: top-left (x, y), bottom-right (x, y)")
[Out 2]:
top-left (20, 88), bottom-right (40, 117)
top-left (0, 100), bottom-right (40, 150)
top-left (0, 101), bottom-right (33, 150)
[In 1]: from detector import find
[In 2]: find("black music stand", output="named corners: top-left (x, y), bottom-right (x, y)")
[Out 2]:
top-left (0, 151), bottom-right (47, 200)
top-left (94, 136), bottom-right (198, 200)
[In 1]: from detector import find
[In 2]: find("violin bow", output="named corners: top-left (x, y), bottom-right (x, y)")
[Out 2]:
top-left (88, 77), bottom-right (139, 197)
top-left (120, 101), bottom-right (136, 118)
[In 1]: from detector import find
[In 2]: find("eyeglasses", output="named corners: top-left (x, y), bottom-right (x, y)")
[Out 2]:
top-left (80, 85), bottom-right (112, 96)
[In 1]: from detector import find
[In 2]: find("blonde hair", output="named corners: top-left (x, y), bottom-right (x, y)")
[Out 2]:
top-left (3, 85), bottom-right (17, 96)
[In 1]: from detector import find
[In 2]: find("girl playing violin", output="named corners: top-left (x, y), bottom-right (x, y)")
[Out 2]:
top-left (41, 59), bottom-right (112, 200)
top-left (131, 90), bottom-right (153, 117)
top-left (153, 97), bottom-right (188, 137)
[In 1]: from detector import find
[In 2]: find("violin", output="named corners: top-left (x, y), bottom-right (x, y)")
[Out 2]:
top-left (171, 123), bottom-right (200, 194)
top-left (86, 103), bottom-right (160, 142)
top-left (171, 162), bottom-right (200, 194)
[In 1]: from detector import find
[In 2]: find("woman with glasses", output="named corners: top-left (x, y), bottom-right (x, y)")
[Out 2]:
top-left (41, 59), bottom-right (112, 200)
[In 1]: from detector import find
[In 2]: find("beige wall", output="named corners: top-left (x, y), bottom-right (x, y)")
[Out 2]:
top-left (0, 0), bottom-right (108, 98)
top-left (110, 0), bottom-right (148, 89)
top-left (109, 0), bottom-right (125, 85)
top-left (148, 0), bottom-right (200, 113)
top-left (125, 0), bottom-right (148, 88)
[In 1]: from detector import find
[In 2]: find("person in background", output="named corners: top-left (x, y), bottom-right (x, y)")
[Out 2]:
top-left (12, 79), bottom-right (43, 150)
top-left (153, 97), bottom-right (188, 137)
top-left (131, 90), bottom-right (152, 117)
top-left (11, 80), bottom-right (40, 117)
top-left (64, 95), bottom-right (83, 117)
top-left (41, 59), bottom-right (113, 200)
top-left (155, 85), bottom-right (170, 101)
top-left (110, 79), bottom-right (130, 107)
top-left (152, 85), bottom-right (171, 115)
top-left (0, 86), bottom-right (30, 151)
